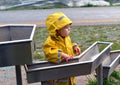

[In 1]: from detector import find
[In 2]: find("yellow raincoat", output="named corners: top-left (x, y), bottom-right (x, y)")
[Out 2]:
top-left (43, 12), bottom-right (76, 85)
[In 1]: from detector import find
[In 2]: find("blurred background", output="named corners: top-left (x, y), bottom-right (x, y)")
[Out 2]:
top-left (0, 0), bottom-right (120, 10)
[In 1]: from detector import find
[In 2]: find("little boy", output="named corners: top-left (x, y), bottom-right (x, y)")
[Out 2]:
top-left (43, 12), bottom-right (81, 85)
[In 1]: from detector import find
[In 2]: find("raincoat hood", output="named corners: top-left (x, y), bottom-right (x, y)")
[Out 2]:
top-left (46, 12), bottom-right (72, 36)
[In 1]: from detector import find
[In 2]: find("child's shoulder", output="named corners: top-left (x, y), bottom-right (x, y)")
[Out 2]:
top-left (44, 36), bottom-right (56, 44)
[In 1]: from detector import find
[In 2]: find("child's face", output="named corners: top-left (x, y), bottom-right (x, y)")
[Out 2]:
top-left (57, 24), bottom-right (71, 37)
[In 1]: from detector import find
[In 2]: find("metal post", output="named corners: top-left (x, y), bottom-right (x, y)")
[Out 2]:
top-left (41, 81), bottom-right (48, 85)
top-left (97, 64), bottom-right (103, 85)
top-left (15, 65), bottom-right (22, 85)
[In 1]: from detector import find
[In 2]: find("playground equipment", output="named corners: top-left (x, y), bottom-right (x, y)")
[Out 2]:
top-left (103, 50), bottom-right (120, 79)
top-left (0, 24), bottom-right (120, 85)
top-left (25, 41), bottom-right (112, 85)
top-left (0, 24), bottom-right (36, 85)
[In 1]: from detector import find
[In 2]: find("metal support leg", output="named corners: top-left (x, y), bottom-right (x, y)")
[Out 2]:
top-left (15, 65), bottom-right (22, 85)
top-left (41, 81), bottom-right (48, 85)
top-left (103, 78), bottom-right (108, 85)
top-left (97, 64), bottom-right (103, 85)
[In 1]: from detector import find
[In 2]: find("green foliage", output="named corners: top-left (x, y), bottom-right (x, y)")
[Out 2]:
top-left (3, 4), bottom-right (120, 11)
top-left (34, 53), bottom-right (44, 60)
top-left (111, 71), bottom-right (120, 80)
top-left (109, 0), bottom-right (113, 6)
top-left (34, 27), bottom-right (48, 48)
top-left (81, 4), bottom-right (99, 7)
top-left (112, 43), bottom-right (120, 50)
top-left (34, 25), bottom-right (120, 55)
top-left (87, 71), bottom-right (120, 85)
top-left (33, 50), bottom-right (45, 60)
top-left (70, 25), bottom-right (120, 51)
top-left (2, 5), bottom-right (80, 11)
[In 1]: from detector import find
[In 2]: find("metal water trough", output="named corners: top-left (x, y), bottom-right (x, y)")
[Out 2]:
top-left (103, 50), bottom-right (120, 79)
top-left (0, 24), bottom-right (36, 67)
top-left (25, 41), bottom-right (112, 83)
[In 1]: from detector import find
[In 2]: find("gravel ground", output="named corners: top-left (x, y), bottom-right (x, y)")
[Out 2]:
top-left (0, 65), bottom-right (120, 85)
top-left (0, 66), bottom-right (89, 85)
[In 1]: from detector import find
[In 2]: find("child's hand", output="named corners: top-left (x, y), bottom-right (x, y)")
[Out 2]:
top-left (73, 45), bottom-right (81, 55)
top-left (61, 53), bottom-right (73, 62)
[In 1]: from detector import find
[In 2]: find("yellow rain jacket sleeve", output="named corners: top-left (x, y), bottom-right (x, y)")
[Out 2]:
top-left (43, 35), bottom-right (75, 64)
top-left (43, 36), bottom-right (62, 63)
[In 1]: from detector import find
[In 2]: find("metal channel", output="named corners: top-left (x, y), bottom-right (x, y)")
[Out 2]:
top-left (0, 24), bottom-right (37, 85)
top-left (25, 41), bottom-right (112, 84)
top-left (91, 42), bottom-right (113, 72)
top-left (0, 24), bottom-right (36, 45)
top-left (103, 50), bottom-right (120, 79)
top-left (0, 24), bottom-right (36, 67)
